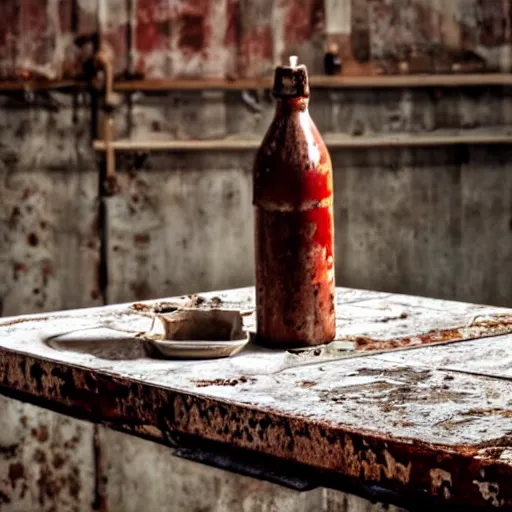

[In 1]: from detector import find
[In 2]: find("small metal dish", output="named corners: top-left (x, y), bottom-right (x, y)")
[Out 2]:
top-left (140, 308), bottom-right (249, 360)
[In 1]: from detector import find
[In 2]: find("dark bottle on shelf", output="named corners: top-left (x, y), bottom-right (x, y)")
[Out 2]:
top-left (253, 57), bottom-right (336, 348)
top-left (324, 43), bottom-right (342, 75)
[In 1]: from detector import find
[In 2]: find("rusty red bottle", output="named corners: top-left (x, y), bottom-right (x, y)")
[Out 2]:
top-left (253, 59), bottom-right (336, 347)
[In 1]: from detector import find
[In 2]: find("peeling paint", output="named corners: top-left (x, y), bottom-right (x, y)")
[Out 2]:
top-left (473, 480), bottom-right (504, 508)
top-left (0, 166), bottom-right (102, 316)
top-left (1, 0), bottom-right (512, 78)
top-left (0, 395), bottom-right (95, 511)
top-left (430, 468), bottom-right (452, 500)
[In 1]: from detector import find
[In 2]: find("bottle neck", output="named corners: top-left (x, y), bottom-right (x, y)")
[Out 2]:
top-left (276, 96), bottom-right (309, 114)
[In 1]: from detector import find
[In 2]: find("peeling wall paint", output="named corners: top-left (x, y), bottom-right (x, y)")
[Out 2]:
top-left (0, 97), bottom-right (101, 317)
top-left (0, 0), bottom-right (96, 80)
top-left (0, 396), bottom-right (95, 511)
top-left (1, 0), bottom-right (511, 78)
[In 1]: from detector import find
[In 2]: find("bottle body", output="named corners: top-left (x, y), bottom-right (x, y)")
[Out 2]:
top-left (253, 98), bottom-right (336, 347)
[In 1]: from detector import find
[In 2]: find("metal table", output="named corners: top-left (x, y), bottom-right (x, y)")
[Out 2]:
top-left (0, 287), bottom-right (511, 510)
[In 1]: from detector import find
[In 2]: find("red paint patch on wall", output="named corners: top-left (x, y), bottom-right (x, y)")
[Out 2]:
top-left (283, 0), bottom-right (324, 47)
top-left (224, 0), bottom-right (240, 76)
top-left (0, 1), bottom-right (19, 46)
top-left (175, 0), bottom-right (211, 55)
top-left (224, 0), bottom-right (239, 47)
top-left (19, 0), bottom-right (50, 68)
top-left (240, 25), bottom-right (273, 77)
top-left (20, 0), bottom-right (49, 33)
top-left (15, 0), bottom-right (79, 78)
top-left (0, 0), bottom-right (20, 77)
top-left (178, 14), bottom-right (205, 52)
top-left (135, 0), bottom-right (173, 76)
top-left (163, 0), bottom-right (227, 78)
top-left (479, 0), bottom-right (507, 46)
top-left (136, 0), bottom-right (170, 53)
top-left (58, 0), bottom-right (73, 33)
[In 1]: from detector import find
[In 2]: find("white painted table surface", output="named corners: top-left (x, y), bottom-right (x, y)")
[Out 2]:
top-left (0, 287), bottom-right (511, 510)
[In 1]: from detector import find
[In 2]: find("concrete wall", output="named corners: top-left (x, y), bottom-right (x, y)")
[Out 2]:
top-left (0, 94), bottom-right (101, 317)
top-left (107, 86), bottom-right (512, 307)
top-left (0, 396), bottom-right (406, 512)
top-left (2, 87), bottom-right (512, 315)
top-left (2, 84), bottom-right (512, 511)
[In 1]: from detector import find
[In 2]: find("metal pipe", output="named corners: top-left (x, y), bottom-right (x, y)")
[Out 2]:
top-left (94, 48), bottom-right (115, 105)
top-left (94, 47), bottom-right (117, 179)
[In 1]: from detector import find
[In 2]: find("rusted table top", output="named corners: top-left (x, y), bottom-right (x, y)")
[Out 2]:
top-left (1, 287), bottom-right (511, 510)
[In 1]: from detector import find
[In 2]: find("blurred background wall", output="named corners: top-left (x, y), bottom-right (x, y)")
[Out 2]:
top-left (1, 0), bottom-right (512, 319)
top-left (1, 1), bottom-right (512, 510)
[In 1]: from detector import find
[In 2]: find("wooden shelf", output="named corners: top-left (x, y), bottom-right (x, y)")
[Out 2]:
top-left (93, 132), bottom-right (512, 152)
top-left (0, 80), bottom-right (85, 91)
top-left (113, 74), bottom-right (512, 92)
top-left (1, 73), bottom-right (512, 93)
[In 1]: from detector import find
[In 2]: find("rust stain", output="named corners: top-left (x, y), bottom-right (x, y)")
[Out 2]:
top-left (0, 350), bottom-right (512, 508)
top-left (129, 281), bottom-right (153, 300)
top-left (130, 294), bottom-right (223, 314)
top-left (194, 376), bottom-right (256, 388)
top-left (27, 233), bottom-right (39, 247)
top-left (463, 408), bottom-right (512, 418)
top-left (348, 314), bottom-right (512, 352)
top-left (188, 295), bottom-right (206, 307)
top-left (0, 491), bottom-right (10, 505)
top-left (31, 425), bottom-right (49, 443)
top-left (472, 314), bottom-right (512, 328)
top-left (33, 448), bottom-right (47, 463)
top-left (12, 262), bottom-right (28, 277)
top-left (52, 452), bottom-right (66, 469)
top-left (0, 316), bottom-right (50, 328)
top-left (90, 289), bottom-right (101, 301)
top-left (40, 260), bottom-right (53, 279)
top-left (131, 303), bottom-right (153, 312)
top-left (178, 14), bottom-right (205, 52)
top-left (210, 296), bottom-right (223, 307)
top-left (0, 444), bottom-right (19, 459)
top-left (298, 380), bottom-right (317, 388)
top-left (136, 0), bottom-right (170, 54)
top-left (8, 462), bottom-right (24, 487)
top-left (133, 233), bottom-right (150, 247)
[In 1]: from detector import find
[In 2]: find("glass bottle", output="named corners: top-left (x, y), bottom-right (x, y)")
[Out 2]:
top-left (253, 57), bottom-right (336, 348)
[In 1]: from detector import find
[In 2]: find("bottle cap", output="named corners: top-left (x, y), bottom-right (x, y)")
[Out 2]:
top-left (272, 56), bottom-right (310, 99)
